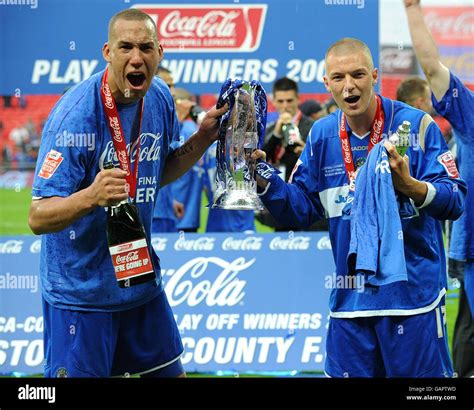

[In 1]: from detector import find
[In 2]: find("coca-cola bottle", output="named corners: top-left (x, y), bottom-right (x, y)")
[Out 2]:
top-left (281, 122), bottom-right (300, 146)
top-left (389, 120), bottom-right (411, 156)
top-left (104, 162), bottom-right (156, 288)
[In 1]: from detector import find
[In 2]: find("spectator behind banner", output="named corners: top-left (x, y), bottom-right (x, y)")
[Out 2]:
top-left (299, 99), bottom-right (325, 121)
top-left (259, 77), bottom-right (316, 232)
top-left (396, 76), bottom-right (433, 113)
top-left (263, 77), bottom-right (314, 181)
top-left (253, 37), bottom-right (466, 377)
top-left (324, 98), bottom-right (338, 115)
top-left (156, 65), bottom-right (175, 92)
top-left (170, 87), bottom-right (203, 233)
top-left (397, 76), bottom-right (452, 143)
top-left (404, 0), bottom-right (474, 378)
top-left (28, 8), bottom-right (227, 378)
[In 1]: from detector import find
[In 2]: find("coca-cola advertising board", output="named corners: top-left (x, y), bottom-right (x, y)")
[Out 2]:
top-left (135, 4), bottom-right (267, 52)
top-left (0, 233), bottom-right (334, 375)
top-left (0, 0), bottom-right (378, 95)
top-left (380, 46), bottom-right (418, 76)
top-left (423, 7), bottom-right (474, 83)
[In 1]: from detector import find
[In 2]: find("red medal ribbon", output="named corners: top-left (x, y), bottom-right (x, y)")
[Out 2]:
top-left (339, 95), bottom-right (384, 185)
top-left (100, 68), bottom-right (144, 200)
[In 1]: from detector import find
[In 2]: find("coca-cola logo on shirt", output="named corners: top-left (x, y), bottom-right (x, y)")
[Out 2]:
top-left (163, 256), bottom-right (253, 307)
top-left (424, 7), bottom-right (474, 46)
top-left (134, 4), bottom-right (267, 52)
top-left (99, 133), bottom-right (162, 169)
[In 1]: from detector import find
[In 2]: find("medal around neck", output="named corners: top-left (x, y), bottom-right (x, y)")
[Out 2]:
top-left (212, 79), bottom-right (267, 210)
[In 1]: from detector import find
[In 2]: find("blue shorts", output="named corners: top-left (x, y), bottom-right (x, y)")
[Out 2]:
top-left (326, 298), bottom-right (453, 377)
top-left (43, 291), bottom-right (184, 377)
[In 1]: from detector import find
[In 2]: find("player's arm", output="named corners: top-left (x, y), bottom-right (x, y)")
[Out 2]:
top-left (161, 104), bottom-right (227, 186)
top-left (403, 0), bottom-right (450, 101)
top-left (28, 168), bottom-right (128, 234)
top-left (253, 141), bottom-right (325, 228)
top-left (386, 117), bottom-right (466, 221)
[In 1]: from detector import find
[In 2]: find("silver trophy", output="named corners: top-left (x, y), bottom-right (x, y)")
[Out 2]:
top-left (212, 83), bottom-right (264, 210)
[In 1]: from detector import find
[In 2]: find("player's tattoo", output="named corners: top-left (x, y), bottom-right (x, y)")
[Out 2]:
top-left (174, 141), bottom-right (194, 158)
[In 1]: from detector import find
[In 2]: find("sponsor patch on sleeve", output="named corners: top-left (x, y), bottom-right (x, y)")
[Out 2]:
top-left (38, 150), bottom-right (64, 179)
top-left (437, 151), bottom-right (459, 179)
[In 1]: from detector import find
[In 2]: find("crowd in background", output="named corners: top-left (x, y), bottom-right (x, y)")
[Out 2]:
top-left (0, 96), bottom-right (44, 167)
top-left (0, 74), bottom-right (455, 235)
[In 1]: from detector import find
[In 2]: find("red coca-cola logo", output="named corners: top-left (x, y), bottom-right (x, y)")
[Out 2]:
top-left (341, 138), bottom-right (351, 163)
top-left (373, 119), bottom-right (383, 143)
top-left (340, 117), bottom-right (346, 132)
top-left (109, 116), bottom-right (123, 143)
top-left (380, 48), bottom-right (416, 74)
top-left (117, 150), bottom-right (130, 174)
top-left (116, 251), bottom-right (139, 264)
top-left (424, 7), bottom-right (474, 46)
top-left (103, 83), bottom-right (115, 110)
top-left (134, 4), bottom-right (267, 52)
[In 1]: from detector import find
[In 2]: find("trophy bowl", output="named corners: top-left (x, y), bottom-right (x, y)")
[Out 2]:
top-left (212, 82), bottom-right (265, 211)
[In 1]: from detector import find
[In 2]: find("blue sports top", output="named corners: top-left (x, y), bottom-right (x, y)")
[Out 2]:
top-left (32, 71), bottom-right (180, 311)
top-left (432, 72), bottom-right (474, 261)
top-left (260, 95), bottom-right (467, 317)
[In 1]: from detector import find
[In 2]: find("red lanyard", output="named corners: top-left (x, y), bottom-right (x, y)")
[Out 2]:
top-left (100, 68), bottom-right (144, 200)
top-left (339, 95), bottom-right (384, 184)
